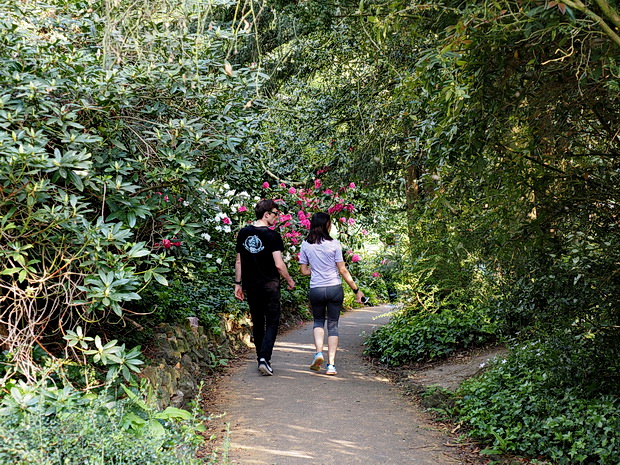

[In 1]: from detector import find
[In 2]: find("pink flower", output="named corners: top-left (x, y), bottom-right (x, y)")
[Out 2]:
top-left (280, 182), bottom-right (286, 187)
top-left (288, 187), bottom-right (297, 194)
top-left (372, 272), bottom-right (381, 278)
top-left (162, 239), bottom-right (172, 249)
top-left (301, 219), bottom-right (311, 229)
top-left (323, 189), bottom-right (333, 195)
top-left (362, 229), bottom-right (368, 236)
top-left (349, 182), bottom-right (356, 189)
top-left (238, 205), bottom-right (247, 212)
top-left (163, 195), bottom-right (169, 202)
top-left (351, 254), bottom-right (361, 263)
top-left (314, 179), bottom-right (322, 189)
top-left (173, 241), bottom-right (182, 247)
top-left (262, 182), bottom-right (270, 188)
top-left (222, 217), bottom-right (231, 225)
top-left (297, 210), bottom-right (306, 219)
top-left (345, 204), bottom-right (355, 212)
top-left (279, 214), bottom-right (292, 222)
top-left (339, 217), bottom-right (347, 223)
top-left (348, 218), bottom-right (356, 225)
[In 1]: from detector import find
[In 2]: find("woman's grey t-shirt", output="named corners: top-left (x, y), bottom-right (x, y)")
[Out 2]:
top-left (299, 239), bottom-right (343, 288)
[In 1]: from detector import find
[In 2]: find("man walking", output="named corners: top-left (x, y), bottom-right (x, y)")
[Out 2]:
top-left (234, 199), bottom-right (295, 376)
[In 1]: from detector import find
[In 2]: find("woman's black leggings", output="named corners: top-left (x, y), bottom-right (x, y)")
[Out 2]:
top-left (308, 284), bottom-right (344, 337)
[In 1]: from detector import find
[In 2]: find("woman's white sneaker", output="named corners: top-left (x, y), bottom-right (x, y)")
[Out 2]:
top-left (310, 352), bottom-right (324, 371)
top-left (325, 364), bottom-right (337, 375)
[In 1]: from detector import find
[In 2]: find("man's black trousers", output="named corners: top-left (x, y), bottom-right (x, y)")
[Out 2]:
top-left (245, 280), bottom-right (281, 362)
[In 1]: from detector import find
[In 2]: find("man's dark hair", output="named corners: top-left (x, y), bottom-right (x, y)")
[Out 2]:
top-left (255, 199), bottom-right (278, 220)
top-left (306, 212), bottom-right (333, 244)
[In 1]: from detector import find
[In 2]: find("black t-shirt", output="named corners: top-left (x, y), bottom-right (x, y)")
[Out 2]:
top-left (236, 225), bottom-right (285, 288)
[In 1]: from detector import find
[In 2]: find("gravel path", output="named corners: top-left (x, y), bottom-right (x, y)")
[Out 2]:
top-left (208, 306), bottom-right (467, 465)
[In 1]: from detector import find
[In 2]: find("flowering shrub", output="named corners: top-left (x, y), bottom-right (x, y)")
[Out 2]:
top-left (250, 179), bottom-right (366, 263)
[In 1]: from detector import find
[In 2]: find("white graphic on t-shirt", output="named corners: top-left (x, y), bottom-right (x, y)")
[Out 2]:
top-left (244, 235), bottom-right (264, 254)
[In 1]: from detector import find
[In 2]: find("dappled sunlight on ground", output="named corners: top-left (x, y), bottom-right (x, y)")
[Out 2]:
top-left (210, 306), bottom-right (464, 464)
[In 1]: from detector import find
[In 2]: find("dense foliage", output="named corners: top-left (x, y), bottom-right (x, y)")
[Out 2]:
top-left (0, 0), bottom-right (264, 376)
top-left (364, 306), bottom-right (497, 365)
top-left (0, 381), bottom-right (205, 465)
top-left (2, 0), bottom-right (620, 463)
top-left (457, 343), bottom-right (620, 464)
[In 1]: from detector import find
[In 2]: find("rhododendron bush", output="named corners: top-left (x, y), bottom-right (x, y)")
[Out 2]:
top-left (0, 0), bottom-right (264, 377)
top-left (251, 179), bottom-right (366, 264)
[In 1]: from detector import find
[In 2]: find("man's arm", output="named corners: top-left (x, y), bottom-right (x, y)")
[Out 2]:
top-left (273, 251), bottom-right (295, 290)
top-left (234, 253), bottom-right (244, 301)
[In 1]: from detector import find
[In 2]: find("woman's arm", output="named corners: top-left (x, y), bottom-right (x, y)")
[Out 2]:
top-left (336, 261), bottom-right (365, 303)
top-left (300, 263), bottom-right (311, 276)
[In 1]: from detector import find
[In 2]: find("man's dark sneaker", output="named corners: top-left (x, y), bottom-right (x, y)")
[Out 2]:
top-left (258, 358), bottom-right (273, 376)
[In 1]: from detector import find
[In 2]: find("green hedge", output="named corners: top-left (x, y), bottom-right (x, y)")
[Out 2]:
top-left (0, 394), bottom-right (204, 465)
top-left (364, 305), bottom-right (498, 365)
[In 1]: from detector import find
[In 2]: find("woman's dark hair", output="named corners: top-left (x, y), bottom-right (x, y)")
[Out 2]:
top-left (306, 212), bottom-right (333, 244)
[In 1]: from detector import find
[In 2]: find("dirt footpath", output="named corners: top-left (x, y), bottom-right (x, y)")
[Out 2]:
top-left (206, 306), bottom-right (483, 465)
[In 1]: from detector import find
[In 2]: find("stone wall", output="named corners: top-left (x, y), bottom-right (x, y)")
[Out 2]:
top-left (140, 314), bottom-right (252, 408)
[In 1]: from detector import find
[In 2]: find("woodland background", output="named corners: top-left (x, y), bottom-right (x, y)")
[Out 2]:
top-left (0, 0), bottom-right (618, 463)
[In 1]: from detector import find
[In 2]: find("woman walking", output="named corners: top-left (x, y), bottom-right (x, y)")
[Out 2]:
top-left (299, 212), bottom-right (365, 375)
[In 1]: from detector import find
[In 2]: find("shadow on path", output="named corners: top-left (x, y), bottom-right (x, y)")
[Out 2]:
top-left (209, 306), bottom-right (465, 465)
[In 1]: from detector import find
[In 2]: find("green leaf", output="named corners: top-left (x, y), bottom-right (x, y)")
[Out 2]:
top-left (153, 273), bottom-right (168, 286)
top-left (0, 267), bottom-right (20, 275)
top-left (154, 407), bottom-right (193, 420)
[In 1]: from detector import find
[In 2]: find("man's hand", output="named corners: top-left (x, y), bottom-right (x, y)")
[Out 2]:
top-left (234, 284), bottom-right (244, 301)
top-left (355, 290), bottom-right (365, 304)
top-left (286, 278), bottom-right (295, 290)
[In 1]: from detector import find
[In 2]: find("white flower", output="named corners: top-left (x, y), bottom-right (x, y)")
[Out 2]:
top-left (216, 258), bottom-right (222, 265)
top-left (223, 183), bottom-right (230, 190)
top-left (206, 253), bottom-right (213, 258)
top-left (201, 233), bottom-right (211, 241)
top-left (223, 225), bottom-right (231, 233)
